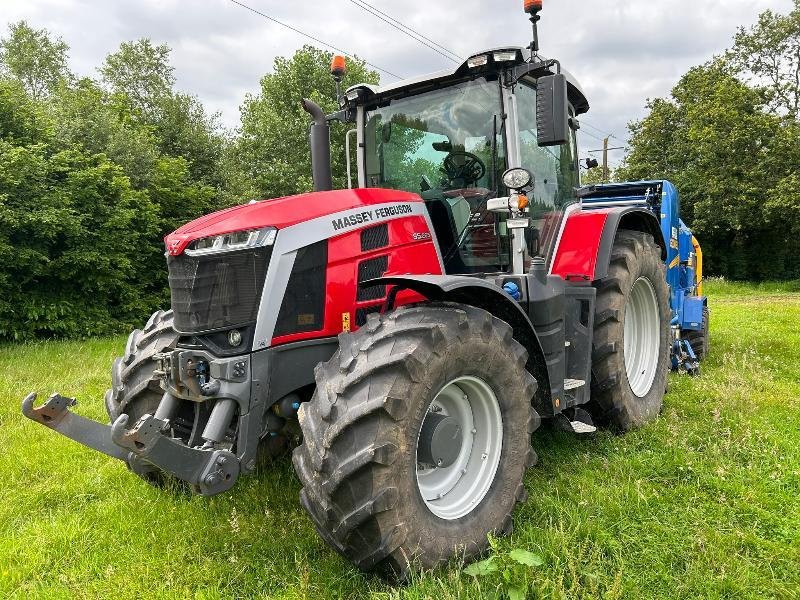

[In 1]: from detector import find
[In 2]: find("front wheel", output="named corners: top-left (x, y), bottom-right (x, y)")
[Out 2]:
top-left (292, 304), bottom-right (540, 579)
top-left (590, 230), bottom-right (671, 431)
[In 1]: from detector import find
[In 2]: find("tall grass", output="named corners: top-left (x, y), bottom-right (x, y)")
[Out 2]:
top-left (1, 281), bottom-right (798, 599)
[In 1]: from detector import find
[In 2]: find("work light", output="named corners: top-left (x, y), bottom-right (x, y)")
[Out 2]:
top-left (185, 227), bottom-right (277, 257)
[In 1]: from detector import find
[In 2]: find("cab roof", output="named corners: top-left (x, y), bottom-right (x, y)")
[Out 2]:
top-left (346, 46), bottom-right (589, 115)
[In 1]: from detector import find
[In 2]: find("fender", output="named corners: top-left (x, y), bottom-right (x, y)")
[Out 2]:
top-left (551, 207), bottom-right (666, 282)
top-left (362, 274), bottom-right (550, 396)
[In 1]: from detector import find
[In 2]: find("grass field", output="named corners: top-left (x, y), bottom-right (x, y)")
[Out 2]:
top-left (1, 280), bottom-right (799, 599)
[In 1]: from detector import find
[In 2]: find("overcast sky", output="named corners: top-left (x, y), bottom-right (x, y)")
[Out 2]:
top-left (1, 0), bottom-right (793, 166)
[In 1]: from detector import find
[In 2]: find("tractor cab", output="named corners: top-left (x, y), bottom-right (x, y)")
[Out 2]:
top-left (329, 47), bottom-right (589, 277)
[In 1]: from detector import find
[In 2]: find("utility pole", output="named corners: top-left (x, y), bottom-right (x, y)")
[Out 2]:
top-left (588, 143), bottom-right (625, 181)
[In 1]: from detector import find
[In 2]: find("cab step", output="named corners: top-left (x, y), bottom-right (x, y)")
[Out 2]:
top-left (569, 420), bottom-right (597, 434)
top-left (554, 407), bottom-right (597, 435)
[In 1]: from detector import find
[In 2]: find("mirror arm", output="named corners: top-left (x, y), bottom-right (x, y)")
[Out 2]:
top-left (507, 58), bottom-right (561, 87)
top-left (325, 107), bottom-right (356, 124)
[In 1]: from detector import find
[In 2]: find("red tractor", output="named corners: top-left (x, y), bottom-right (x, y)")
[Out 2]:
top-left (24, 2), bottom-right (675, 578)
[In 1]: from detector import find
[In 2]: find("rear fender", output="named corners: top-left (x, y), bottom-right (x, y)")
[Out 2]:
top-left (363, 275), bottom-right (550, 400)
top-left (552, 207), bottom-right (666, 282)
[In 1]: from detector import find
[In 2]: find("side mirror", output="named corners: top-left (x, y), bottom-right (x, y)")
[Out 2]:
top-left (536, 73), bottom-right (569, 147)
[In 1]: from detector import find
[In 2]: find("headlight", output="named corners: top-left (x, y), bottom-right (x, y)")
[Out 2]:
top-left (502, 168), bottom-right (533, 190)
top-left (185, 227), bottom-right (277, 257)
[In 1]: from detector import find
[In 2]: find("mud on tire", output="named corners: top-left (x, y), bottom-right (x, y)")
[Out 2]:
top-left (292, 303), bottom-right (541, 579)
top-left (590, 230), bottom-right (671, 431)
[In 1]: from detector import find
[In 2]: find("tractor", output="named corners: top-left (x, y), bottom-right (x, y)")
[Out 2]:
top-left (22, 0), bottom-right (708, 579)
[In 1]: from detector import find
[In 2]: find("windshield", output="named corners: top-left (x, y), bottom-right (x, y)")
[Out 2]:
top-left (364, 78), bottom-right (508, 274)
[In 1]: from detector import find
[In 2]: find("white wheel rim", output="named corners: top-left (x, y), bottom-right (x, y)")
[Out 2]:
top-left (624, 277), bottom-right (661, 397)
top-left (415, 376), bottom-right (503, 520)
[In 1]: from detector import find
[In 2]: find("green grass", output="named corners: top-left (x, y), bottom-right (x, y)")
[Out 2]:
top-left (1, 281), bottom-right (799, 599)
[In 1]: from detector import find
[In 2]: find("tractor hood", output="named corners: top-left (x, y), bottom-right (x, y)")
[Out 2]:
top-left (165, 188), bottom-right (422, 256)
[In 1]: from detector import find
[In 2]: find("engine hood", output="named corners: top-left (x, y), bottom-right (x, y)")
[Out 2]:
top-left (165, 188), bottom-right (422, 256)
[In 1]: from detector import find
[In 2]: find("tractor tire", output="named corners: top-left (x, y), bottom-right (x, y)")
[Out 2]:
top-left (293, 304), bottom-right (540, 579)
top-left (590, 230), bottom-right (671, 432)
top-left (684, 306), bottom-right (710, 361)
top-left (104, 309), bottom-right (179, 424)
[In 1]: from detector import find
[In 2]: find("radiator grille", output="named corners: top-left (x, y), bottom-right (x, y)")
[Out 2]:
top-left (167, 247), bottom-right (271, 333)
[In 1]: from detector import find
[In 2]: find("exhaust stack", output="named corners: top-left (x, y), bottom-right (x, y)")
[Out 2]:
top-left (301, 98), bottom-right (333, 192)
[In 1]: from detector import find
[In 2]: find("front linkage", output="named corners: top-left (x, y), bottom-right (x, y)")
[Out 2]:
top-left (23, 391), bottom-right (239, 496)
top-left (22, 343), bottom-right (265, 496)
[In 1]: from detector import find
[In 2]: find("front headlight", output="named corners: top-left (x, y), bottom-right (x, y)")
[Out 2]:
top-left (185, 227), bottom-right (277, 257)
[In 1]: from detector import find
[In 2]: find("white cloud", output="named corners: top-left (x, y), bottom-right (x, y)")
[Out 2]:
top-left (1, 0), bottom-right (793, 164)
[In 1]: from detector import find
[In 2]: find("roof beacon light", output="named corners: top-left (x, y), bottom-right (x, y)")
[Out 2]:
top-left (330, 55), bottom-right (347, 80)
top-left (524, 0), bottom-right (543, 55)
top-left (467, 54), bottom-right (489, 69)
top-left (524, 0), bottom-right (543, 14)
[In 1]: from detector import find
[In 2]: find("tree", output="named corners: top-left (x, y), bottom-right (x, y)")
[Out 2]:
top-left (100, 39), bottom-right (174, 119)
top-left (619, 61), bottom-right (799, 279)
top-left (580, 166), bottom-right (610, 186)
top-left (234, 45), bottom-right (379, 199)
top-left (0, 21), bottom-right (70, 99)
top-left (50, 77), bottom-right (161, 188)
top-left (0, 77), bottom-right (163, 338)
top-left (100, 39), bottom-right (225, 189)
top-left (729, 0), bottom-right (800, 119)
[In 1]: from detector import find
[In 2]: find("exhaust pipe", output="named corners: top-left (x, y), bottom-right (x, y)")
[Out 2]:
top-left (301, 98), bottom-right (333, 192)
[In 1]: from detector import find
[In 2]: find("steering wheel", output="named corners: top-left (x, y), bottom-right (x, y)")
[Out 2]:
top-left (441, 151), bottom-right (486, 186)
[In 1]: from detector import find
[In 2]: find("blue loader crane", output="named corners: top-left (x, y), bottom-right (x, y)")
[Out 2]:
top-left (580, 180), bottom-right (709, 374)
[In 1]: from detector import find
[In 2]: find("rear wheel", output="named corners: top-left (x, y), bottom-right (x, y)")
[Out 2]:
top-left (293, 304), bottom-right (540, 579)
top-left (590, 230), bottom-right (670, 431)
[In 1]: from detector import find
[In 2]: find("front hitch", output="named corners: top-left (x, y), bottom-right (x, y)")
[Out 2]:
top-left (23, 392), bottom-right (129, 461)
top-left (22, 392), bottom-right (240, 495)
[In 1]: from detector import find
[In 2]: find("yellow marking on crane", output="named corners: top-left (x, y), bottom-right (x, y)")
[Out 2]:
top-left (692, 236), bottom-right (704, 295)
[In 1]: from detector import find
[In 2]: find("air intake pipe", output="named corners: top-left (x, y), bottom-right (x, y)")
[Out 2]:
top-left (301, 98), bottom-right (333, 192)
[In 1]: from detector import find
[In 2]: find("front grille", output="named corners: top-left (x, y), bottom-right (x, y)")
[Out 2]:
top-left (167, 247), bottom-right (272, 333)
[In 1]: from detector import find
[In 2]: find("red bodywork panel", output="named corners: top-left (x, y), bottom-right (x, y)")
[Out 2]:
top-left (272, 215), bottom-right (440, 346)
top-left (550, 209), bottom-right (611, 281)
top-left (164, 188), bottom-right (424, 256)
top-left (163, 187), bottom-right (442, 347)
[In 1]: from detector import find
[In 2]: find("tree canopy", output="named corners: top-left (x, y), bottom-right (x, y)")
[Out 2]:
top-left (619, 1), bottom-right (800, 280)
top-left (233, 45), bottom-right (379, 200)
top-left (0, 21), bottom-right (70, 99)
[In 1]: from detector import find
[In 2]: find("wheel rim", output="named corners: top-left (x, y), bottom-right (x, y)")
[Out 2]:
top-left (623, 276), bottom-right (661, 397)
top-left (416, 376), bottom-right (503, 520)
